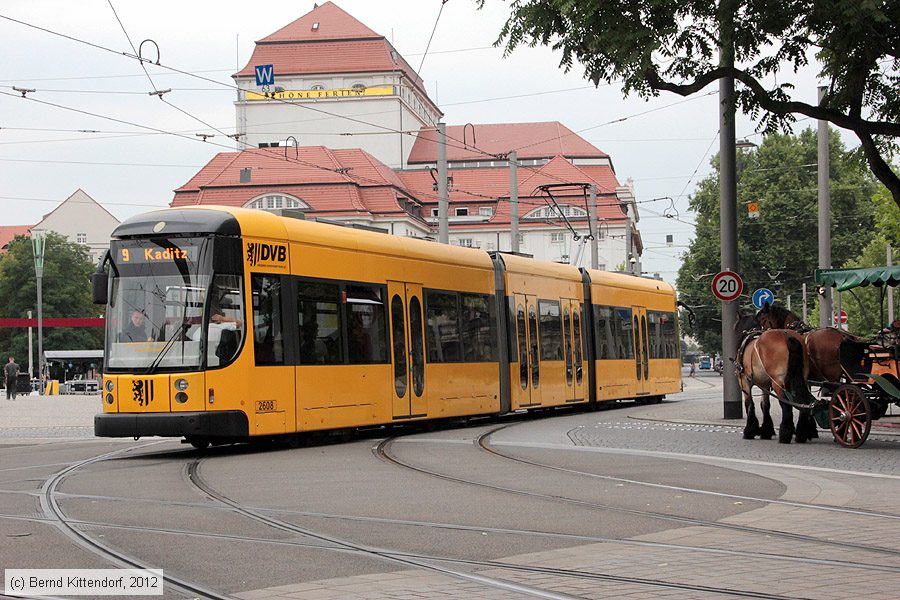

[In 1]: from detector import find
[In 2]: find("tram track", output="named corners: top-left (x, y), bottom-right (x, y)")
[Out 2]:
top-left (6, 502), bottom-right (900, 577)
top-left (491, 426), bottom-right (900, 520)
top-left (37, 442), bottom-right (236, 600)
top-left (185, 455), bottom-right (819, 600)
top-left (374, 426), bottom-right (900, 560)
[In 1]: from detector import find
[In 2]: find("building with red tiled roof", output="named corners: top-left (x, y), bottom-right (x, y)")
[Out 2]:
top-left (183, 2), bottom-right (645, 271)
top-left (0, 225), bottom-right (32, 253)
top-left (233, 1), bottom-right (439, 169)
top-left (172, 146), bottom-right (430, 238)
top-left (407, 122), bottom-right (610, 165)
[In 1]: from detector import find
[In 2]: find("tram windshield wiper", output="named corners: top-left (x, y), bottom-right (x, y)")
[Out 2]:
top-left (145, 323), bottom-right (190, 375)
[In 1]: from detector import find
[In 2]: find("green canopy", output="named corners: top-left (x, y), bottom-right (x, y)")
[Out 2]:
top-left (815, 266), bottom-right (900, 291)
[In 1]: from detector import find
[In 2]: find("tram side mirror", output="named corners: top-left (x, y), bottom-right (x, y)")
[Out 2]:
top-left (91, 271), bottom-right (108, 305)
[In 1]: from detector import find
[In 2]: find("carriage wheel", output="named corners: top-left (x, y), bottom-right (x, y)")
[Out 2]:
top-left (828, 385), bottom-right (872, 449)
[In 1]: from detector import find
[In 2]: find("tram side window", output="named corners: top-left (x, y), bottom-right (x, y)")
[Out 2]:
top-left (538, 300), bottom-right (563, 360)
top-left (594, 305), bottom-right (634, 360)
top-left (648, 310), bottom-right (678, 359)
top-left (251, 275), bottom-right (285, 366)
top-left (346, 284), bottom-right (388, 364)
top-left (460, 293), bottom-right (497, 362)
top-left (425, 290), bottom-right (460, 362)
top-left (298, 281), bottom-right (343, 365)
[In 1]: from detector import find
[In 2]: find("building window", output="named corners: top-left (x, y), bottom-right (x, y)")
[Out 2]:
top-left (523, 205), bottom-right (588, 220)
top-left (479, 206), bottom-right (493, 217)
top-left (550, 232), bottom-right (565, 244)
top-left (431, 208), bottom-right (439, 217)
top-left (351, 83), bottom-right (366, 91)
top-left (310, 84), bottom-right (325, 91)
top-left (455, 208), bottom-right (469, 217)
top-left (517, 234), bottom-right (525, 245)
top-left (76, 233), bottom-right (87, 244)
top-left (244, 194), bottom-right (309, 212)
top-left (457, 238), bottom-right (474, 247)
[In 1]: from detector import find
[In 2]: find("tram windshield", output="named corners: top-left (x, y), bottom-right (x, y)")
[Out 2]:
top-left (104, 238), bottom-right (244, 372)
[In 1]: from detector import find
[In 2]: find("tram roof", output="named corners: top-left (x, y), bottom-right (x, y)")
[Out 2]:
top-left (584, 268), bottom-right (675, 295)
top-left (186, 206), bottom-right (495, 271)
top-left (497, 252), bottom-right (583, 282)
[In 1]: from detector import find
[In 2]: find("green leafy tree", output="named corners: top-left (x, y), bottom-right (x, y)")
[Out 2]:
top-left (0, 233), bottom-right (103, 376)
top-left (676, 129), bottom-right (877, 352)
top-left (822, 189), bottom-right (900, 336)
top-left (486, 0), bottom-right (900, 208)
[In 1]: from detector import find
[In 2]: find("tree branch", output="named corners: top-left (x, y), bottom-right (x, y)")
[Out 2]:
top-left (857, 132), bottom-right (900, 211)
top-left (645, 68), bottom-right (900, 137)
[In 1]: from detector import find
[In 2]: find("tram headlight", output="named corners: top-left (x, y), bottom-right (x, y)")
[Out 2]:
top-left (105, 379), bottom-right (114, 392)
top-left (174, 378), bottom-right (189, 391)
top-left (105, 393), bottom-right (114, 404)
top-left (175, 392), bottom-right (189, 404)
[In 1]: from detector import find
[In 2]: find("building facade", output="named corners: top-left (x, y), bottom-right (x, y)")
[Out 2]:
top-left (33, 189), bottom-right (121, 264)
top-left (178, 1), bottom-right (643, 271)
top-left (1, 189), bottom-right (120, 264)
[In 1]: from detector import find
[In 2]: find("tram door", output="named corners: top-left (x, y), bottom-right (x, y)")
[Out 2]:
top-left (388, 282), bottom-right (426, 419)
top-left (562, 300), bottom-right (586, 402)
top-left (513, 293), bottom-right (542, 408)
top-left (632, 306), bottom-right (650, 397)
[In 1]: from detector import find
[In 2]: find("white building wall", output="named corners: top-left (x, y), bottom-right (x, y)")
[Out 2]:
top-left (447, 223), bottom-right (629, 270)
top-left (235, 72), bottom-right (437, 168)
top-left (33, 189), bottom-right (120, 264)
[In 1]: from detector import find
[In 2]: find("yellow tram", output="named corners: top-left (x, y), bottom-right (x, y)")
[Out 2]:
top-left (94, 207), bottom-right (681, 446)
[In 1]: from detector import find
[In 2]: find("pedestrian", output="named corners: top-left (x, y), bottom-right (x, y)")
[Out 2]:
top-left (5, 356), bottom-right (20, 400)
top-left (689, 359), bottom-right (696, 378)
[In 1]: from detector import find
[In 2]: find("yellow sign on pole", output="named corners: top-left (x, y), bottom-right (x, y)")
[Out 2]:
top-left (246, 86), bottom-right (394, 101)
top-left (747, 201), bottom-right (760, 219)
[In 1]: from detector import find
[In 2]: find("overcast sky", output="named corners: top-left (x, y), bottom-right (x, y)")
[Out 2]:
top-left (0, 0), bottom-right (838, 282)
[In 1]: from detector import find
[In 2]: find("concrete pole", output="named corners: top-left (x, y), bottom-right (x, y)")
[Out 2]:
top-left (719, 2), bottom-right (742, 419)
top-left (787, 295), bottom-right (791, 312)
top-left (437, 122), bottom-right (449, 244)
top-left (888, 245), bottom-right (894, 324)
top-left (28, 310), bottom-right (33, 380)
top-left (589, 185), bottom-right (598, 269)
top-left (817, 86), bottom-right (833, 327)
top-left (510, 150), bottom-right (519, 253)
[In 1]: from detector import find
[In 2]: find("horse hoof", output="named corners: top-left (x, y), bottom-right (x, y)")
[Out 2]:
top-left (795, 436), bottom-right (808, 444)
top-left (743, 430), bottom-right (758, 439)
top-left (760, 434), bottom-right (773, 440)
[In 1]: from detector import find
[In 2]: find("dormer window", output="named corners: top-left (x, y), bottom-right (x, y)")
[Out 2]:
top-left (311, 22), bottom-right (320, 31)
top-left (244, 193), bottom-right (309, 212)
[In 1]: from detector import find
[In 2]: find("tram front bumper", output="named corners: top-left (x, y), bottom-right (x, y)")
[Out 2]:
top-left (94, 411), bottom-right (249, 439)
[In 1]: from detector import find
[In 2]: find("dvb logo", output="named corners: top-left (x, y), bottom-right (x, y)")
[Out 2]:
top-left (246, 242), bottom-right (287, 266)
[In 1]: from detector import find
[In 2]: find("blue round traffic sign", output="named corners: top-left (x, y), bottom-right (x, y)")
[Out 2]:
top-left (752, 288), bottom-right (775, 309)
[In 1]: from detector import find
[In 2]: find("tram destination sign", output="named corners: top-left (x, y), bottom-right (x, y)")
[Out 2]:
top-left (117, 244), bottom-right (198, 264)
top-left (711, 271), bottom-right (743, 302)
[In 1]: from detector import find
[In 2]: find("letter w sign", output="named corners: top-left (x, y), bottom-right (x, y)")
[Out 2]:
top-left (255, 64), bottom-right (275, 86)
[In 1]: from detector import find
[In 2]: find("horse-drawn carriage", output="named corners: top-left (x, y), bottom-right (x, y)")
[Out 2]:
top-left (811, 266), bottom-right (900, 448)
top-left (737, 265), bottom-right (900, 448)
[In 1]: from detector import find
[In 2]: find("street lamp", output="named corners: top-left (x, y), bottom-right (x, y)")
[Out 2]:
top-left (31, 229), bottom-right (47, 395)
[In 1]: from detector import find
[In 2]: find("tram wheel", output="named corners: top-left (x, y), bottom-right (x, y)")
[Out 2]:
top-left (186, 436), bottom-right (210, 450)
top-left (828, 385), bottom-right (871, 449)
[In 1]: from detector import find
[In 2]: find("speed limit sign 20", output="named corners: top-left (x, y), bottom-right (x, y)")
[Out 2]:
top-left (712, 271), bottom-right (743, 302)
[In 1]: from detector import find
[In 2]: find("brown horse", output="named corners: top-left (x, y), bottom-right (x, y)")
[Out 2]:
top-left (755, 303), bottom-right (863, 383)
top-left (735, 313), bottom-right (819, 444)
